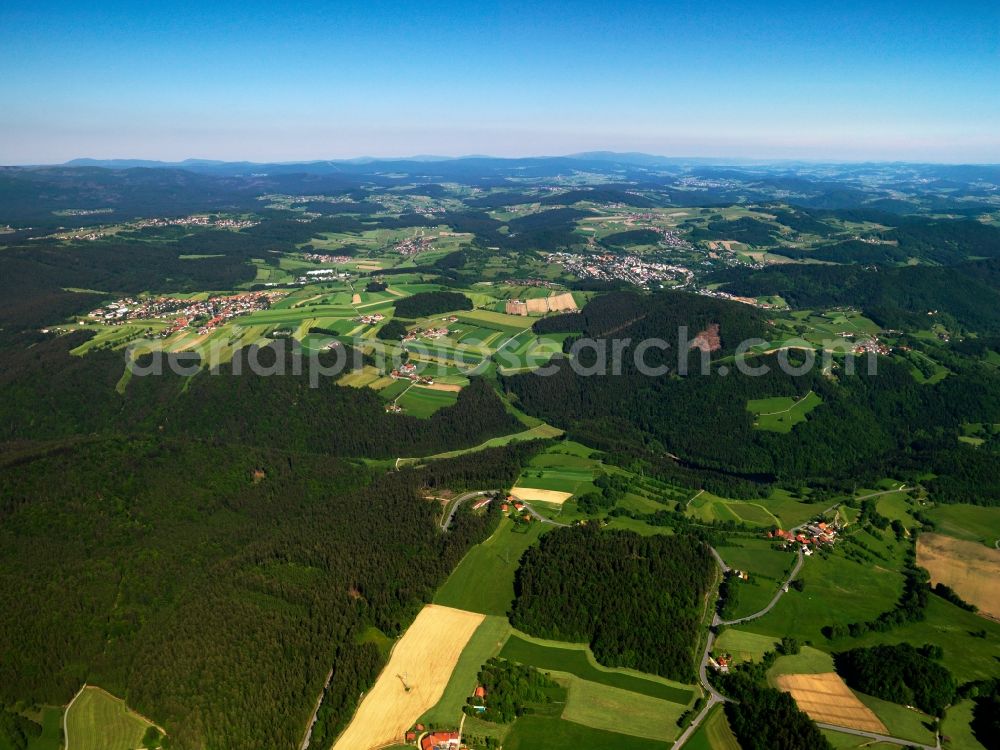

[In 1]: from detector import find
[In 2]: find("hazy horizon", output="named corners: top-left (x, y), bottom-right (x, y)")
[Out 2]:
top-left (11, 152), bottom-right (1000, 168)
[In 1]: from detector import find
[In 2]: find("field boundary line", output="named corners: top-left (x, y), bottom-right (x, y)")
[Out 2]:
top-left (63, 683), bottom-right (87, 750)
top-left (686, 489), bottom-right (704, 508)
top-left (757, 390), bottom-right (814, 416)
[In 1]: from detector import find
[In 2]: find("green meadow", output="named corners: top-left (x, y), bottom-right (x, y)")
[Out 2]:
top-left (685, 704), bottom-right (741, 750)
top-left (395, 385), bottom-right (459, 417)
top-left (64, 687), bottom-right (158, 750)
top-left (747, 390), bottom-right (823, 432)
top-left (504, 715), bottom-right (670, 750)
top-left (434, 517), bottom-right (549, 616)
top-left (500, 633), bottom-right (695, 705)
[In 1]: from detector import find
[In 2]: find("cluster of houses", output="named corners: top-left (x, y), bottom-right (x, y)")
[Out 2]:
top-left (58, 214), bottom-right (257, 241)
top-left (402, 326), bottom-right (450, 342)
top-left (708, 654), bottom-right (732, 673)
top-left (134, 214), bottom-right (257, 230)
top-left (402, 683), bottom-right (490, 748)
top-left (390, 361), bottom-right (435, 385)
top-left (767, 520), bottom-right (840, 554)
top-left (357, 313), bottom-right (385, 325)
top-left (297, 268), bottom-right (351, 283)
top-left (303, 252), bottom-right (353, 264)
top-left (544, 252), bottom-right (694, 288)
top-left (395, 235), bottom-right (433, 257)
top-left (87, 291), bottom-right (282, 335)
top-left (502, 496), bottom-right (536, 524)
top-left (852, 337), bottom-right (892, 356)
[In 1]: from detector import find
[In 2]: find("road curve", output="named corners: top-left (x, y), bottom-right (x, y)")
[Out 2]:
top-left (440, 490), bottom-right (495, 531)
top-left (439, 490), bottom-right (571, 531)
top-left (719, 548), bottom-right (804, 626)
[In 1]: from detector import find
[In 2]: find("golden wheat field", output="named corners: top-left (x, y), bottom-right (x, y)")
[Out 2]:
top-left (775, 672), bottom-right (887, 733)
top-left (511, 487), bottom-right (574, 505)
top-left (331, 604), bottom-right (484, 750)
top-left (918, 533), bottom-right (1000, 620)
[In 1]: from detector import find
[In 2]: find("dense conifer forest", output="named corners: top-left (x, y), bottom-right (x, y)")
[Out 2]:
top-left (0, 439), bottom-right (533, 749)
top-left (834, 643), bottom-right (957, 716)
top-left (510, 525), bottom-right (714, 681)
top-left (505, 290), bottom-right (1000, 501)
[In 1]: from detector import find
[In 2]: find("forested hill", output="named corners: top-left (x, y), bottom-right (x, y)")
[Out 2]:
top-left (0, 437), bottom-right (542, 749)
top-left (0, 334), bottom-right (520, 456)
top-left (713, 258), bottom-right (1000, 334)
top-left (504, 290), bottom-right (1000, 499)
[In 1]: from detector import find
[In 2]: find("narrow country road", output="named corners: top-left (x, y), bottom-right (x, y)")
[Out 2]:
top-left (674, 483), bottom-right (919, 748)
top-left (718, 548), bottom-right (804, 626)
top-left (440, 489), bottom-right (575, 532)
top-left (440, 490), bottom-right (495, 531)
top-left (814, 723), bottom-right (939, 750)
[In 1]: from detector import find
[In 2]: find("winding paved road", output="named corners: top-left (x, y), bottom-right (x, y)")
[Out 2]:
top-left (439, 490), bottom-right (494, 530)
top-left (718, 549), bottom-right (804, 627)
top-left (674, 483), bottom-right (924, 749)
top-left (439, 489), bottom-right (570, 531)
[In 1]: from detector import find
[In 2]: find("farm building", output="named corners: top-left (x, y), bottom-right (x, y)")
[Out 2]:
top-left (420, 731), bottom-right (461, 750)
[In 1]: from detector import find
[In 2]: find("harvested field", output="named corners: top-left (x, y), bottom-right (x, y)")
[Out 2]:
top-left (918, 533), bottom-right (1000, 620)
top-left (352, 293), bottom-right (362, 304)
top-left (775, 673), bottom-right (887, 733)
top-left (419, 382), bottom-right (463, 393)
top-left (512, 487), bottom-right (574, 505)
top-left (331, 605), bottom-right (484, 750)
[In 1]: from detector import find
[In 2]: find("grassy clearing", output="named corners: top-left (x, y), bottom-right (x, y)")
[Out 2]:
top-left (714, 629), bottom-right (778, 663)
top-left (742, 532), bottom-right (908, 644)
top-left (833, 595), bottom-right (1000, 684)
top-left (395, 385), bottom-right (458, 417)
top-left (766, 646), bottom-right (834, 678)
top-left (821, 730), bottom-right (898, 749)
top-left (941, 700), bottom-right (988, 750)
top-left (401, 423), bottom-right (563, 464)
top-left (64, 686), bottom-right (158, 750)
top-left (434, 517), bottom-right (549, 616)
top-left (926, 503), bottom-right (1000, 547)
top-left (760, 488), bottom-right (830, 528)
top-left (559, 674), bottom-right (684, 741)
top-left (685, 704), bottom-right (740, 750)
top-left (747, 390), bottom-right (822, 432)
top-left (356, 625), bottom-right (394, 660)
top-left (856, 692), bottom-right (938, 746)
top-left (689, 494), bottom-right (779, 527)
top-left (500, 634), bottom-right (695, 704)
top-left (717, 539), bottom-right (796, 581)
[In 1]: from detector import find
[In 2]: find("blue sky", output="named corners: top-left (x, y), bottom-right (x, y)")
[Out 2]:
top-left (1, 0), bottom-right (998, 163)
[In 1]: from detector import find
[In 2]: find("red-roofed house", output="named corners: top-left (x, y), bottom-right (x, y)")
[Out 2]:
top-left (421, 731), bottom-right (460, 750)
